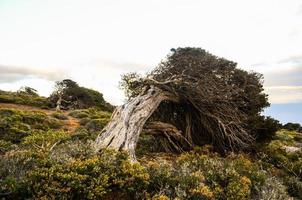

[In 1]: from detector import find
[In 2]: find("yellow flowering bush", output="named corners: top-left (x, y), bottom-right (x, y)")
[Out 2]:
top-left (25, 150), bottom-right (150, 199)
top-left (190, 184), bottom-right (214, 200)
top-left (226, 176), bottom-right (251, 200)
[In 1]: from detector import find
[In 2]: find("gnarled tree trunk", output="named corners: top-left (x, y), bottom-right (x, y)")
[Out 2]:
top-left (94, 86), bottom-right (175, 161)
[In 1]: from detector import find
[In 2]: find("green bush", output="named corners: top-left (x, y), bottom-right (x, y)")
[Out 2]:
top-left (22, 130), bottom-right (69, 151)
top-left (69, 108), bottom-right (111, 139)
top-left (79, 117), bottom-right (91, 126)
top-left (248, 116), bottom-right (281, 142)
top-left (0, 90), bottom-right (51, 108)
top-left (261, 131), bottom-right (302, 179)
top-left (51, 112), bottom-right (68, 120)
top-left (0, 94), bottom-right (15, 103)
top-left (25, 150), bottom-right (149, 199)
top-left (0, 140), bottom-right (14, 154)
top-left (283, 122), bottom-right (301, 132)
top-left (0, 150), bottom-right (48, 192)
top-left (0, 108), bottom-right (63, 144)
top-left (85, 119), bottom-right (109, 133)
top-left (69, 110), bottom-right (89, 119)
top-left (69, 109), bottom-right (111, 121)
top-left (175, 150), bottom-right (266, 199)
top-left (141, 147), bottom-right (268, 199)
top-left (50, 140), bottom-right (95, 163)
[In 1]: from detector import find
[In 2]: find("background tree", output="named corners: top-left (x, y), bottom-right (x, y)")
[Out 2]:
top-left (49, 79), bottom-right (113, 111)
top-left (283, 122), bottom-right (302, 132)
top-left (95, 47), bottom-right (279, 160)
top-left (17, 86), bottom-right (39, 96)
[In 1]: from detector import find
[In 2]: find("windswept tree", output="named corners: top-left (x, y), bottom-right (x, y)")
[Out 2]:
top-left (49, 79), bottom-right (114, 111)
top-left (95, 47), bottom-right (274, 161)
top-left (17, 86), bottom-right (39, 96)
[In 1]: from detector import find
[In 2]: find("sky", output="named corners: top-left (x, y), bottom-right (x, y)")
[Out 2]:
top-left (0, 0), bottom-right (301, 124)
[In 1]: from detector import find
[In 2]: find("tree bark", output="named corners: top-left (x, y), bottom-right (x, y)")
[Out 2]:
top-left (94, 86), bottom-right (174, 161)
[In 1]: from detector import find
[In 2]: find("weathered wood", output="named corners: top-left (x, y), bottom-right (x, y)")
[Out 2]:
top-left (56, 96), bottom-right (62, 111)
top-left (94, 86), bottom-right (174, 161)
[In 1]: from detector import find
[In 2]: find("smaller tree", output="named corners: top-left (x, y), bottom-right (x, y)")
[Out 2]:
top-left (17, 86), bottom-right (39, 96)
top-left (49, 79), bottom-right (113, 111)
top-left (283, 122), bottom-right (302, 132)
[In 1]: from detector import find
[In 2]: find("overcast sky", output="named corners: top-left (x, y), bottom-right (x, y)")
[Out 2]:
top-left (0, 0), bottom-right (301, 123)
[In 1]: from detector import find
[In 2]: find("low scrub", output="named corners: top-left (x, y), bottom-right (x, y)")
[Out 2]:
top-left (0, 90), bottom-right (51, 108)
top-left (0, 108), bottom-right (63, 144)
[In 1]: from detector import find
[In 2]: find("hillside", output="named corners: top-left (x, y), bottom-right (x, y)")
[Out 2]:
top-left (0, 98), bottom-right (301, 199)
top-left (0, 58), bottom-right (301, 199)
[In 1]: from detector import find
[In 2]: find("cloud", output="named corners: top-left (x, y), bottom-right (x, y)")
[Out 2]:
top-left (264, 65), bottom-right (302, 87)
top-left (0, 78), bottom-right (54, 97)
top-left (298, 4), bottom-right (302, 15)
top-left (0, 65), bottom-right (67, 83)
top-left (265, 86), bottom-right (302, 104)
top-left (260, 55), bottom-right (302, 104)
top-left (278, 55), bottom-right (302, 65)
top-left (0, 59), bottom-right (150, 105)
top-left (69, 60), bottom-right (150, 105)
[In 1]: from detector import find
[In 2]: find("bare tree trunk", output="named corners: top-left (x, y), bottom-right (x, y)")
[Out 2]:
top-left (56, 96), bottom-right (62, 111)
top-left (94, 86), bottom-right (174, 161)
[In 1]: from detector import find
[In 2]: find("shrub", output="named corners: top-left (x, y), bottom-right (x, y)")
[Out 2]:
top-left (226, 176), bottom-right (251, 200)
top-left (79, 117), bottom-right (91, 126)
top-left (0, 90), bottom-right (51, 108)
top-left (25, 150), bottom-right (149, 199)
top-left (151, 195), bottom-right (170, 200)
top-left (0, 109), bottom-right (35, 143)
top-left (283, 176), bottom-right (302, 199)
top-left (69, 110), bottom-right (89, 119)
top-left (283, 122), bottom-right (301, 132)
top-left (50, 140), bottom-right (95, 163)
top-left (249, 116), bottom-right (281, 142)
top-left (255, 177), bottom-right (291, 200)
top-left (85, 119), bottom-right (109, 133)
top-left (22, 130), bottom-right (69, 151)
top-left (0, 93), bottom-right (15, 103)
top-left (0, 149), bottom-right (48, 197)
top-left (0, 108), bottom-right (62, 144)
top-left (0, 140), bottom-right (14, 154)
top-left (0, 108), bottom-right (63, 144)
top-left (174, 149), bottom-right (266, 199)
top-left (51, 112), bottom-right (68, 120)
top-left (70, 108), bottom-right (111, 118)
top-left (261, 131), bottom-right (302, 180)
